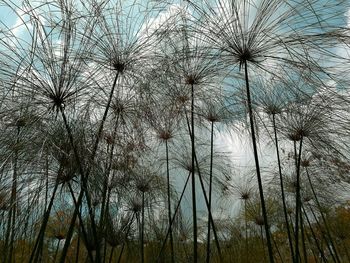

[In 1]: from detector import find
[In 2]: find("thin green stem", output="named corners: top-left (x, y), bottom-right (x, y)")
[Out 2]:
top-left (157, 172), bottom-right (191, 262)
top-left (165, 139), bottom-right (175, 263)
top-left (59, 106), bottom-right (100, 262)
top-left (305, 168), bottom-right (341, 263)
top-left (3, 126), bottom-right (20, 263)
top-left (272, 114), bottom-right (294, 261)
top-left (75, 218), bottom-right (81, 263)
top-left (117, 213), bottom-right (135, 263)
top-left (300, 206), bottom-right (308, 263)
top-left (29, 181), bottom-right (60, 263)
top-left (184, 109), bottom-right (222, 261)
top-left (245, 200), bottom-right (248, 261)
top-left (302, 204), bottom-right (328, 262)
top-left (59, 72), bottom-right (119, 262)
top-left (53, 239), bottom-right (61, 263)
top-left (309, 205), bottom-right (337, 263)
top-left (206, 121), bottom-right (214, 263)
top-left (244, 60), bottom-right (274, 263)
top-left (141, 191), bottom-right (145, 263)
top-left (59, 190), bottom-right (87, 263)
top-left (191, 82), bottom-right (198, 263)
top-left (108, 246), bottom-right (115, 263)
top-left (294, 137), bottom-right (303, 263)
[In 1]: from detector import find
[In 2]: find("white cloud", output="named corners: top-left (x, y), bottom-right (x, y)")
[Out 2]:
top-left (10, 9), bottom-right (32, 37)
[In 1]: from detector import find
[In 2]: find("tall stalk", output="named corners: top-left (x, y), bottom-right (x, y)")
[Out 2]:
top-left (302, 204), bottom-right (327, 262)
top-left (294, 137), bottom-right (303, 263)
top-left (3, 125), bottom-right (20, 263)
top-left (157, 172), bottom-right (191, 262)
top-left (206, 120), bottom-right (214, 263)
top-left (59, 72), bottom-right (119, 262)
top-left (28, 181), bottom-right (60, 263)
top-left (108, 246), bottom-right (115, 263)
top-left (300, 207), bottom-right (308, 263)
top-left (141, 191), bottom-right (145, 263)
top-left (309, 204), bottom-right (338, 262)
top-left (45, 154), bottom-right (49, 210)
top-left (59, 106), bottom-right (100, 262)
top-left (272, 113), bottom-right (294, 261)
top-left (190, 83), bottom-right (198, 262)
top-left (165, 139), bottom-right (175, 263)
top-left (260, 225), bottom-right (268, 262)
top-left (305, 168), bottom-right (341, 263)
top-left (244, 199), bottom-right (249, 262)
top-left (59, 187), bottom-right (84, 263)
top-left (66, 182), bottom-right (94, 254)
top-left (99, 114), bottom-right (120, 255)
top-left (75, 214), bottom-right (81, 263)
top-left (117, 213), bottom-right (135, 263)
top-left (243, 60), bottom-right (274, 263)
top-left (184, 109), bottom-right (222, 260)
top-left (53, 239), bottom-right (61, 263)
